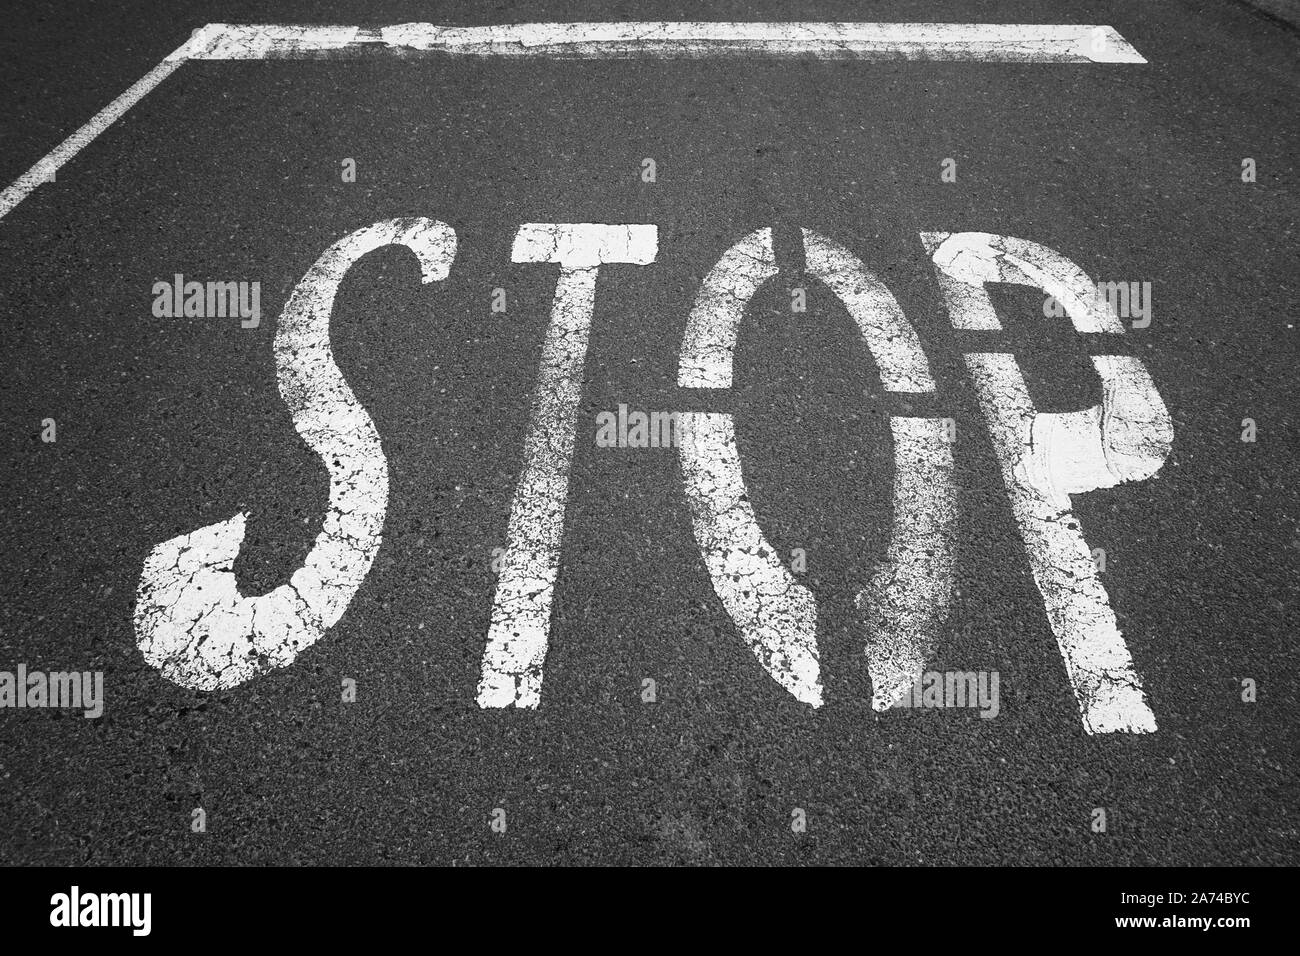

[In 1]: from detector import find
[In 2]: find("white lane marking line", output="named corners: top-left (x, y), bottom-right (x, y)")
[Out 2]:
top-left (800, 230), bottom-right (954, 710)
top-left (924, 231), bottom-right (1171, 734)
top-left (195, 22), bottom-right (1146, 63)
top-left (0, 34), bottom-right (195, 223)
top-left (678, 412), bottom-right (823, 707)
top-left (477, 223), bottom-right (658, 709)
top-left (135, 218), bottom-right (457, 691)
top-left (187, 24), bottom-right (368, 59)
top-left (0, 22), bottom-right (1144, 225)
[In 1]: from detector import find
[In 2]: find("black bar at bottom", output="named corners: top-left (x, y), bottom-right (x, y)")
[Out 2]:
top-left (0, 865), bottom-right (1277, 942)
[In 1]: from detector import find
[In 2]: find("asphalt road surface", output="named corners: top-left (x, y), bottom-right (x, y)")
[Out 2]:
top-left (0, 0), bottom-right (1296, 866)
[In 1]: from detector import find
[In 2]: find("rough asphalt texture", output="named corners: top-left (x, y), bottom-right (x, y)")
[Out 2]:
top-left (0, 0), bottom-right (1296, 865)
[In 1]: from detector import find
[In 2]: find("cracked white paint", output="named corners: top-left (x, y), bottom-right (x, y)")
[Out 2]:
top-left (802, 228), bottom-right (936, 392)
top-left (189, 22), bottom-right (1146, 63)
top-left (801, 230), bottom-right (955, 710)
top-left (678, 412), bottom-right (822, 706)
top-left (679, 227), bottom-right (778, 390)
top-left (924, 231), bottom-right (1171, 733)
top-left (477, 223), bottom-right (658, 708)
top-left (856, 417), bottom-right (956, 711)
top-left (185, 24), bottom-right (369, 59)
top-left (135, 218), bottom-right (457, 690)
top-left (677, 228), bottom-right (822, 704)
top-left (922, 231), bottom-right (1125, 334)
top-left (676, 228), bottom-right (953, 708)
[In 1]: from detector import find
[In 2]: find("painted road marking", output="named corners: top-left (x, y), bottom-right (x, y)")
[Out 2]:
top-left (476, 223), bottom-right (658, 708)
top-left (858, 417), bottom-right (956, 711)
top-left (923, 231), bottom-right (1173, 734)
top-left (678, 410), bottom-right (824, 706)
top-left (678, 228), bottom-right (957, 710)
top-left (798, 230), bottom-right (957, 712)
top-left (0, 37), bottom-right (191, 222)
top-left (126, 223), bottom-right (1174, 731)
top-left (123, 220), bottom-right (1174, 731)
top-left (0, 22), bottom-right (1144, 225)
top-left (185, 22), bottom-right (1147, 63)
top-left (35, 15), bottom-right (1163, 727)
top-left (800, 229), bottom-right (936, 392)
top-left (677, 228), bottom-right (822, 705)
top-left (135, 218), bottom-right (457, 691)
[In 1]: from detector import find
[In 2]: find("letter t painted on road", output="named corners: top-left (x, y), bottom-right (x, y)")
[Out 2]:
top-left (478, 223), bottom-right (658, 708)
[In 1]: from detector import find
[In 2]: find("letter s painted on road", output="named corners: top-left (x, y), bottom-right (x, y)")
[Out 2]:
top-left (135, 218), bottom-right (457, 690)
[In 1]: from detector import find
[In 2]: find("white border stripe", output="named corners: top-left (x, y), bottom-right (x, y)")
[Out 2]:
top-left (0, 22), bottom-right (1145, 225)
top-left (191, 22), bottom-right (1146, 63)
top-left (0, 38), bottom-right (192, 222)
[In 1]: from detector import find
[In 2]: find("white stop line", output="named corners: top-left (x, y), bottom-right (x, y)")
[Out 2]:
top-left (0, 21), bottom-right (1145, 222)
